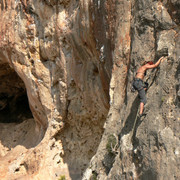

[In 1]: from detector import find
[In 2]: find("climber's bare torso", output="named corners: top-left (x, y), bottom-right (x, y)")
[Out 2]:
top-left (136, 56), bottom-right (167, 80)
top-left (136, 66), bottom-right (146, 80)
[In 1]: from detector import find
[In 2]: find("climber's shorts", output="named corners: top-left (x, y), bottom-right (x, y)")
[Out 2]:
top-left (133, 78), bottom-right (147, 105)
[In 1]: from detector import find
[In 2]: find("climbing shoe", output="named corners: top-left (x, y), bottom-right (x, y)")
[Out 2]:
top-left (139, 113), bottom-right (146, 118)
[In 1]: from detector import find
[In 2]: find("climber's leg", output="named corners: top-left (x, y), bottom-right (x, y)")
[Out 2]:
top-left (139, 102), bottom-right (144, 115)
top-left (138, 88), bottom-right (147, 115)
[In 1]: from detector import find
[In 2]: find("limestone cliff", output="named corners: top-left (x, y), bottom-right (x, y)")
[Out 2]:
top-left (0, 0), bottom-right (179, 180)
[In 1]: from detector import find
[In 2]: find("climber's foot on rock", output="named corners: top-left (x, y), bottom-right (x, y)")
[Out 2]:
top-left (139, 113), bottom-right (146, 118)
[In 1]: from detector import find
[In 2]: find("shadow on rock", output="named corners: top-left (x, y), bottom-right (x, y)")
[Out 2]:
top-left (119, 95), bottom-right (141, 140)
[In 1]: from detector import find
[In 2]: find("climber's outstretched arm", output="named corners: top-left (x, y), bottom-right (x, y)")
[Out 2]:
top-left (145, 56), bottom-right (166, 69)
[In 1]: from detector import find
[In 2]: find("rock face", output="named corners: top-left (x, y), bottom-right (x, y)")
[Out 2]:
top-left (0, 0), bottom-right (179, 180)
top-left (83, 1), bottom-right (180, 180)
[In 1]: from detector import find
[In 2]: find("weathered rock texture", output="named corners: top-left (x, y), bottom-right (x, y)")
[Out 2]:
top-left (0, 0), bottom-right (179, 180)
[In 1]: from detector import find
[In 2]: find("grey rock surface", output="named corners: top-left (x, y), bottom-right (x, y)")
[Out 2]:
top-left (83, 0), bottom-right (180, 180)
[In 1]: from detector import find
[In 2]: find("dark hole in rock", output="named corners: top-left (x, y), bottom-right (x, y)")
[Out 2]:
top-left (0, 92), bottom-right (33, 123)
top-left (0, 62), bottom-right (40, 154)
top-left (15, 168), bottom-right (20, 172)
top-left (0, 61), bottom-right (33, 124)
top-left (93, 65), bottom-right (99, 75)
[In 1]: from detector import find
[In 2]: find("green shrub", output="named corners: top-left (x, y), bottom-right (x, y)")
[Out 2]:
top-left (106, 134), bottom-right (118, 154)
top-left (161, 96), bottom-right (165, 102)
top-left (90, 171), bottom-right (98, 180)
top-left (58, 175), bottom-right (66, 180)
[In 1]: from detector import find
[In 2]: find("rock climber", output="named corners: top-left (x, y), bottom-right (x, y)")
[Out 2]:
top-left (133, 56), bottom-right (167, 117)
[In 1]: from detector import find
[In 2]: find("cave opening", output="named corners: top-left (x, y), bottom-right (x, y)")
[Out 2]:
top-left (0, 91), bottom-right (33, 123)
top-left (0, 61), bottom-right (38, 156)
top-left (0, 66), bottom-right (33, 123)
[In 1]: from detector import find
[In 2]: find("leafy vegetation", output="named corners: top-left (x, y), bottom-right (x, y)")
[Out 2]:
top-left (106, 134), bottom-right (118, 154)
top-left (58, 175), bottom-right (66, 180)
